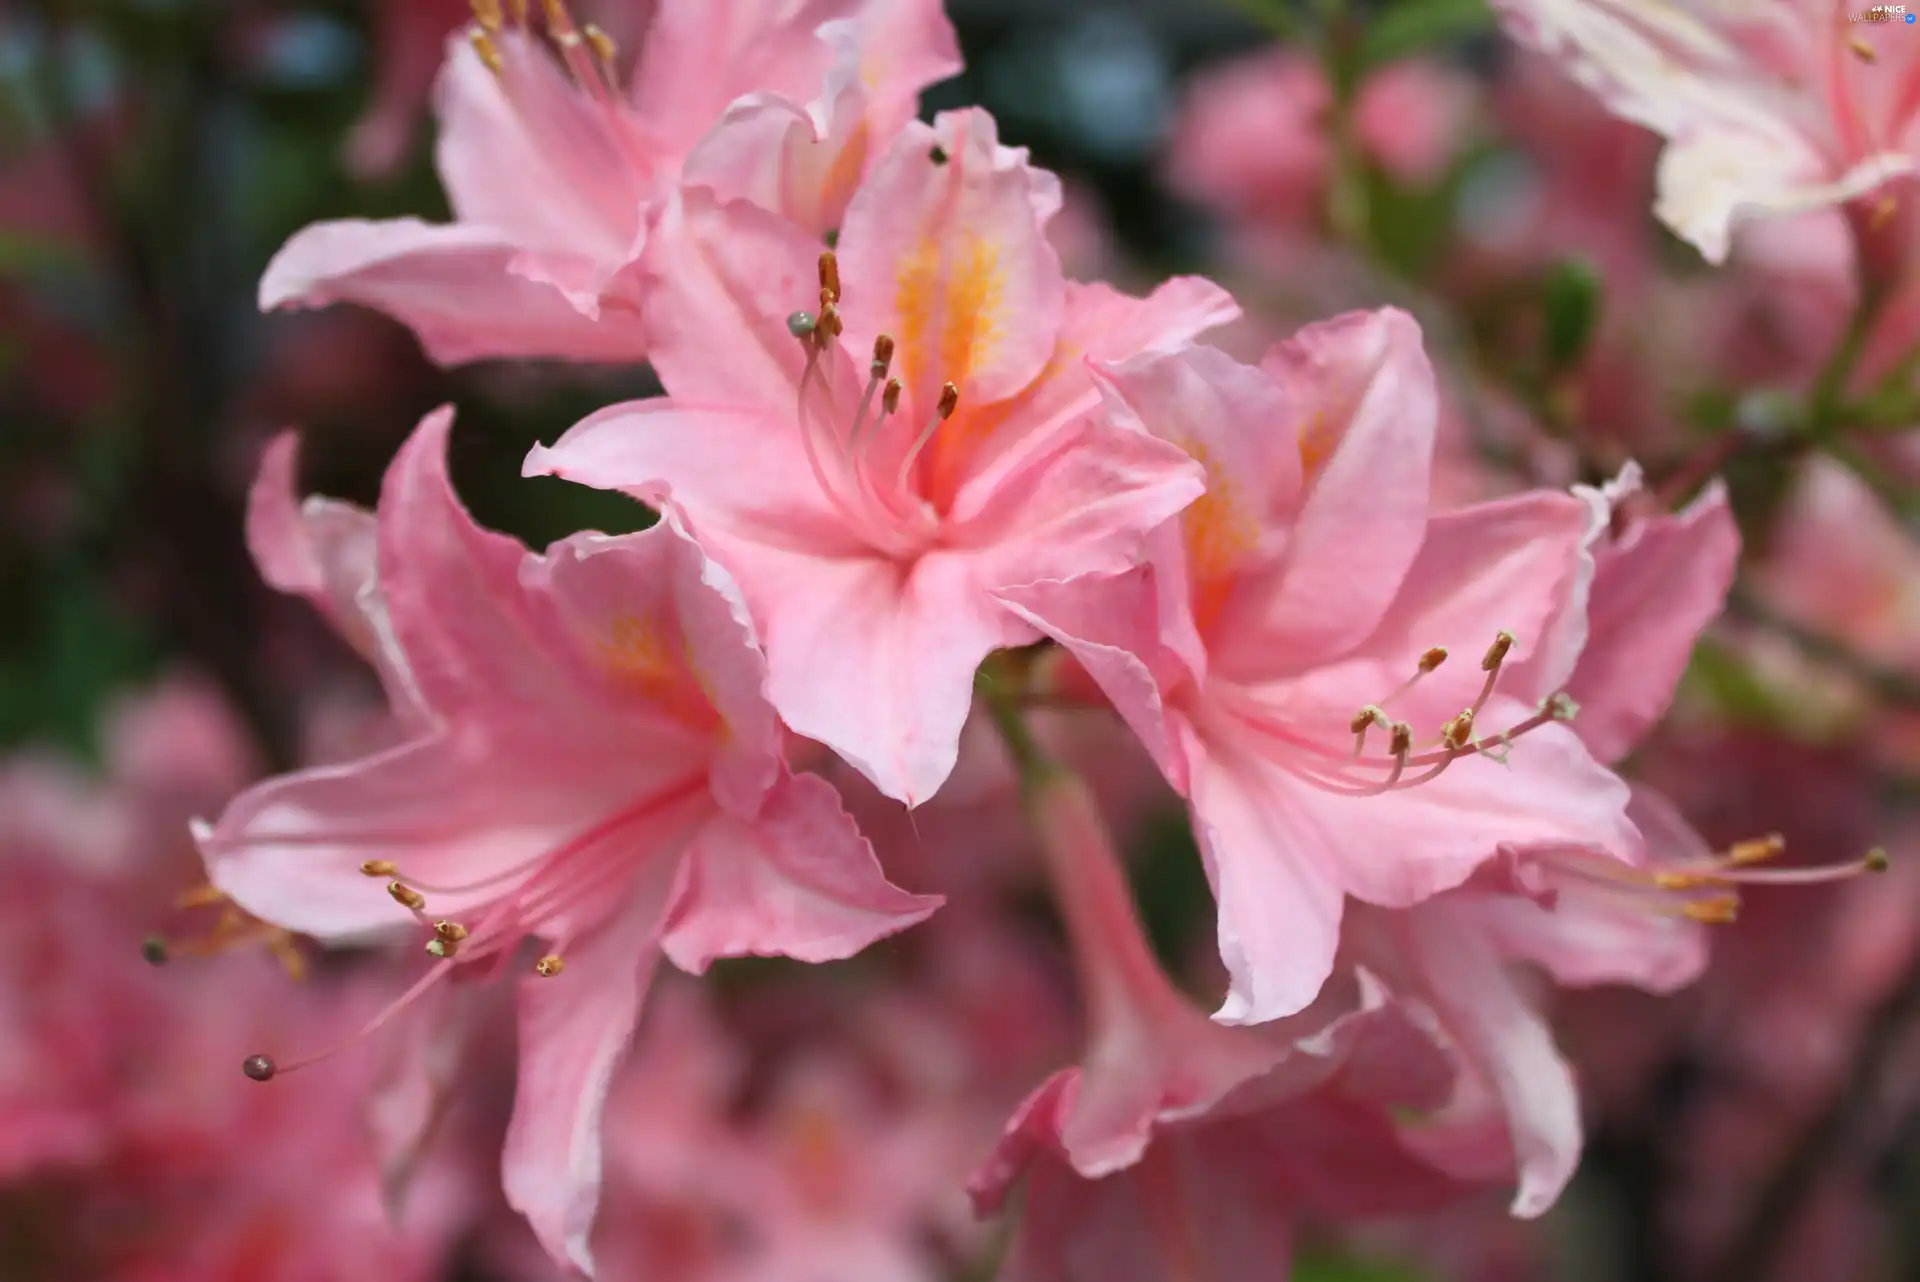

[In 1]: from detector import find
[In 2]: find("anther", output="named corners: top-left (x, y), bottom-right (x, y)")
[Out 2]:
top-left (882, 379), bottom-right (902, 415)
top-left (1443, 709), bottom-right (1475, 751)
top-left (1545, 692), bottom-right (1579, 721)
top-left (507, 0), bottom-right (529, 21)
top-left (1481, 631), bottom-right (1514, 672)
top-left (361, 860), bottom-right (397, 878)
top-left (1866, 847), bottom-right (1891, 873)
top-left (469, 30), bottom-right (504, 75)
top-left (1727, 834), bottom-right (1786, 867)
top-left (242, 1054), bottom-right (278, 1083)
top-left (1418, 647), bottom-right (1449, 673)
top-left (387, 881), bottom-right (426, 912)
top-left (817, 301), bottom-right (843, 341)
top-left (1682, 897), bottom-right (1740, 925)
top-left (434, 920), bottom-right (470, 942)
top-left (1349, 705), bottom-right (1388, 735)
top-left (1388, 722), bottom-right (1413, 757)
top-left (818, 252), bottom-right (841, 304)
top-left (141, 936), bottom-right (169, 967)
top-left (534, 954), bottom-right (566, 977)
top-left (1850, 35), bottom-right (1878, 63)
top-left (425, 938), bottom-right (458, 959)
top-left (583, 23), bottom-right (617, 69)
top-left (470, 0), bottom-right (505, 32)
top-left (937, 382), bottom-right (960, 419)
top-left (872, 335), bottom-right (895, 379)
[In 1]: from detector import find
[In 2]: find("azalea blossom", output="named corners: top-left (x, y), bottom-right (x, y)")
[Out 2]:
top-left (195, 409), bottom-right (938, 1273)
top-left (525, 107), bottom-right (1233, 804)
top-left (260, 0), bottom-right (959, 364)
top-left (970, 769), bottom-right (1475, 1282)
top-left (1491, 0), bottom-right (1920, 264)
top-left (1000, 313), bottom-right (1645, 1024)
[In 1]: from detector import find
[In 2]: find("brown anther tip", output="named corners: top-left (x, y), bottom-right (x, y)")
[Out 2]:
top-left (583, 23), bottom-right (617, 65)
top-left (882, 379), bottom-right (902, 415)
top-left (1682, 896), bottom-right (1740, 925)
top-left (1388, 722), bottom-right (1413, 756)
top-left (360, 860), bottom-right (397, 878)
top-left (141, 936), bottom-right (169, 967)
top-left (468, 30), bottom-right (504, 75)
top-left (937, 382), bottom-right (960, 419)
top-left (1727, 833), bottom-right (1786, 866)
top-left (434, 920), bottom-right (470, 942)
top-left (1866, 848), bottom-right (1891, 873)
top-left (242, 1054), bottom-right (277, 1083)
top-left (817, 302), bottom-right (843, 340)
top-left (818, 251), bottom-right (841, 302)
top-left (1850, 35), bottom-right (1878, 63)
top-left (1481, 631), bottom-right (1515, 672)
top-left (872, 334), bottom-right (895, 376)
top-left (1349, 709), bottom-right (1375, 734)
top-left (470, 0), bottom-right (505, 32)
top-left (387, 881), bottom-right (426, 912)
top-left (1417, 647), bottom-right (1449, 673)
top-left (540, 0), bottom-right (573, 30)
top-left (1444, 710), bottom-right (1475, 750)
top-left (534, 955), bottom-right (566, 978)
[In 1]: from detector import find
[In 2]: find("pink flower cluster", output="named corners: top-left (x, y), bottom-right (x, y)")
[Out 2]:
top-left (11, 1), bottom-right (1893, 1279)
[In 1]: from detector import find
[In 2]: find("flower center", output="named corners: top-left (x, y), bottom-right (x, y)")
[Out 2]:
top-left (788, 251), bottom-right (959, 558)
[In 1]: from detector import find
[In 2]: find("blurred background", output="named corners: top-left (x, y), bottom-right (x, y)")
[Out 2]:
top-left (2, 1), bottom-right (1918, 1280)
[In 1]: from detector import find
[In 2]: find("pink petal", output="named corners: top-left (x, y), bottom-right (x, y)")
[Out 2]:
top-left (377, 408), bottom-right (585, 722)
top-left (629, 0), bottom-right (857, 159)
top-left (199, 736), bottom-right (593, 938)
top-left (659, 769), bottom-right (940, 972)
top-left (958, 411), bottom-right (1206, 585)
top-left (521, 516), bottom-right (783, 817)
top-left (435, 31), bottom-right (652, 260)
top-left (836, 109), bottom-right (1067, 421)
top-left (680, 91), bottom-right (854, 239)
top-left (245, 431), bottom-right (381, 655)
top-left (751, 546), bottom-right (1035, 804)
top-left (1317, 487), bottom-right (1596, 733)
top-left (524, 399), bottom-right (856, 559)
top-left (1209, 308), bottom-right (1437, 680)
top-left (849, 0), bottom-right (963, 142)
top-left (259, 218), bottom-right (647, 365)
top-left (994, 551), bottom-right (1201, 792)
top-left (1562, 481), bottom-right (1739, 762)
top-left (946, 274), bottom-right (1241, 515)
top-left (1401, 902), bottom-right (1582, 1218)
top-left (1186, 741), bottom-right (1349, 1025)
top-left (503, 891), bottom-right (668, 1275)
top-left (1081, 344), bottom-right (1303, 599)
top-left (636, 187), bottom-right (855, 415)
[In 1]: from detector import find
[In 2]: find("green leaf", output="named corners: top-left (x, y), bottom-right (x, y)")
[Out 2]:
top-left (1358, 0), bottom-right (1493, 68)
top-left (1540, 258), bottom-right (1603, 373)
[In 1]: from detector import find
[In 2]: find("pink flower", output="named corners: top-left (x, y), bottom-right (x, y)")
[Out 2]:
top-left (197, 408), bottom-right (937, 1274)
top-left (525, 107), bottom-right (1233, 804)
top-left (1492, 0), bottom-right (1920, 263)
top-left (1169, 50), bottom-right (1477, 226)
top-left (1000, 312), bottom-right (1642, 1024)
top-left (261, 0), bottom-right (958, 364)
top-left (970, 772), bottom-right (1473, 1282)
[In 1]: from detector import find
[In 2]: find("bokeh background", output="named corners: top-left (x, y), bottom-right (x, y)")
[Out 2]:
top-left (3, 2), bottom-right (1918, 1280)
